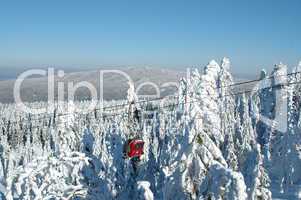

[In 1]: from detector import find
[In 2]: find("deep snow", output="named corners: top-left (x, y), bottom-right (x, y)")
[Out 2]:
top-left (0, 58), bottom-right (301, 199)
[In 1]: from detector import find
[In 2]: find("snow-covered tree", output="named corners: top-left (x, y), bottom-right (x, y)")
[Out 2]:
top-left (1, 58), bottom-right (301, 199)
top-left (5, 152), bottom-right (89, 200)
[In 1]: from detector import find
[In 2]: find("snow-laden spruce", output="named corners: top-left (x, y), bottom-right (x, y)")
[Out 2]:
top-left (0, 58), bottom-right (301, 199)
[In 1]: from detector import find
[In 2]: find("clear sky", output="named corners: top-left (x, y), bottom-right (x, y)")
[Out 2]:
top-left (0, 0), bottom-right (300, 75)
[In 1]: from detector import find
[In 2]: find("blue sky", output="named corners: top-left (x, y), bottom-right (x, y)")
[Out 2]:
top-left (0, 0), bottom-right (300, 75)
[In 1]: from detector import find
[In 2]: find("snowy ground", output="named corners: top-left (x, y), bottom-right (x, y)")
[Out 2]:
top-left (0, 58), bottom-right (301, 199)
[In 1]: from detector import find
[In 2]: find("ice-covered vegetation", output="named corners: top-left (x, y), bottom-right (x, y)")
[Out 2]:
top-left (0, 58), bottom-right (301, 199)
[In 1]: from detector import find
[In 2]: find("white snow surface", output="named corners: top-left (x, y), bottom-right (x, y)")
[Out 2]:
top-left (0, 58), bottom-right (301, 199)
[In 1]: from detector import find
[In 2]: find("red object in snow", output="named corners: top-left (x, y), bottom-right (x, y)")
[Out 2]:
top-left (126, 139), bottom-right (144, 158)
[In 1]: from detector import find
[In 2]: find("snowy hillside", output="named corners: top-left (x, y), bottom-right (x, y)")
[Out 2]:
top-left (0, 67), bottom-right (185, 103)
top-left (0, 58), bottom-right (301, 199)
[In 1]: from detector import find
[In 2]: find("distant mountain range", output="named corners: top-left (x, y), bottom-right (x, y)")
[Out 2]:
top-left (0, 67), bottom-right (252, 104)
top-left (0, 67), bottom-right (185, 103)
